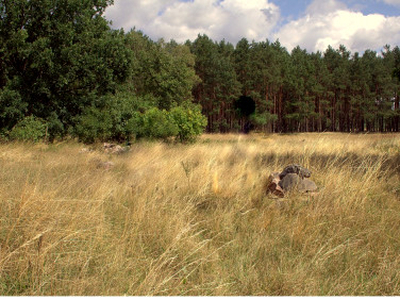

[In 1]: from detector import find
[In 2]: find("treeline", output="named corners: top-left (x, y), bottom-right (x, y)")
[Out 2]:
top-left (1, 1), bottom-right (400, 144)
top-left (0, 0), bottom-right (206, 143)
top-left (188, 36), bottom-right (400, 133)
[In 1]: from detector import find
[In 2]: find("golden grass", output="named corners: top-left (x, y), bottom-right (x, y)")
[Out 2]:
top-left (1, 133), bottom-right (400, 295)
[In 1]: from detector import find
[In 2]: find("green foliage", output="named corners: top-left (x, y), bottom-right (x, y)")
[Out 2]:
top-left (74, 102), bottom-right (207, 144)
top-left (129, 105), bottom-right (206, 143)
top-left (73, 91), bottom-right (153, 143)
top-left (250, 112), bottom-right (277, 127)
top-left (170, 106), bottom-right (208, 142)
top-left (73, 105), bottom-right (113, 144)
top-left (134, 108), bottom-right (178, 140)
top-left (0, 0), bottom-right (132, 138)
top-left (126, 31), bottom-right (199, 111)
top-left (190, 34), bottom-right (241, 133)
top-left (0, 87), bottom-right (27, 130)
top-left (9, 115), bottom-right (48, 142)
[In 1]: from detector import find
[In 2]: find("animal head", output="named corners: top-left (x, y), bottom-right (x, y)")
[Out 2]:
top-left (279, 164), bottom-right (311, 179)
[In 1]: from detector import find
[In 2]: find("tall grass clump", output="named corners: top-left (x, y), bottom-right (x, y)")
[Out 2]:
top-left (1, 133), bottom-right (400, 295)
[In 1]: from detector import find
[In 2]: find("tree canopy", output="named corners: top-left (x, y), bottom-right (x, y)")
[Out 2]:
top-left (189, 36), bottom-right (400, 133)
top-left (0, 0), bottom-right (132, 135)
top-left (1, 2), bottom-right (399, 143)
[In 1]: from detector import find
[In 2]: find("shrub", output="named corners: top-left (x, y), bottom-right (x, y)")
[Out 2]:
top-left (73, 106), bottom-right (114, 143)
top-left (134, 108), bottom-right (179, 140)
top-left (170, 105), bottom-right (207, 142)
top-left (73, 92), bottom-right (159, 143)
top-left (9, 116), bottom-right (48, 142)
top-left (72, 95), bottom-right (207, 144)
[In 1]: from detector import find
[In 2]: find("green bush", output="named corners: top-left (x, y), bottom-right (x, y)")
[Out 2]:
top-left (9, 116), bottom-right (48, 142)
top-left (73, 106), bottom-right (114, 143)
top-left (73, 92), bottom-right (153, 143)
top-left (73, 94), bottom-right (207, 144)
top-left (128, 106), bottom-right (207, 143)
top-left (134, 108), bottom-right (179, 140)
top-left (170, 105), bottom-right (207, 142)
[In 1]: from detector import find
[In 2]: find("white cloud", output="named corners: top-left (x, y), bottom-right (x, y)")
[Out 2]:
top-left (105, 0), bottom-right (280, 44)
top-left (105, 0), bottom-right (400, 53)
top-left (275, 0), bottom-right (400, 53)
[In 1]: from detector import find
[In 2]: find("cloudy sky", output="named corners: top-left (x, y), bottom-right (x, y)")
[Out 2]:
top-left (105, 0), bottom-right (400, 53)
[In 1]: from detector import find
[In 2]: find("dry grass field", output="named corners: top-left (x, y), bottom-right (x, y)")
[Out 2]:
top-left (1, 133), bottom-right (400, 296)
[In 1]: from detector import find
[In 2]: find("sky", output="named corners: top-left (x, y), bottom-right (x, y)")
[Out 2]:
top-left (104, 0), bottom-right (400, 54)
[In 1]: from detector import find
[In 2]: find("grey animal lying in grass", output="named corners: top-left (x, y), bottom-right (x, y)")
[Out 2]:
top-left (267, 164), bottom-right (317, 197)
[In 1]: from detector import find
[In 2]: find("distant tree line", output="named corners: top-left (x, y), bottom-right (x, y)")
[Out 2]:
top-left (188, 35), bottom-right (400, 133)
top-left (1, 1), bottom-right (399, 143)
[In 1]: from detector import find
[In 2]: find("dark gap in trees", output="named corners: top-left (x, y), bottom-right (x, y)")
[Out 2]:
top-left (235, 96), bottom-right (256, 117)
top-left (235, 96), bottom-right (256, 133)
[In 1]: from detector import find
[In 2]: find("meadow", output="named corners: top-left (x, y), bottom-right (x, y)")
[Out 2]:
top-left (1, 133), bottom-right (400, 296)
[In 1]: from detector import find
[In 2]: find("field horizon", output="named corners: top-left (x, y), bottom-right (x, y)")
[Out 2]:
top-left (1, 132), bottom-right (400, 296)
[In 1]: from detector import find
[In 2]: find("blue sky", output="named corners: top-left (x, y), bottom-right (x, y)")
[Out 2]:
top-left (278, 0), bottom-right (312, 22)
top-left (105, 0), bottom-right (400, 53)
top-left (279, 0), bottom-right (400, 20)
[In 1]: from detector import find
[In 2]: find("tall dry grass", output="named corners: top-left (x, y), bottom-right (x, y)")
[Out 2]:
top-left (1, 133), bottom-right (400, 295)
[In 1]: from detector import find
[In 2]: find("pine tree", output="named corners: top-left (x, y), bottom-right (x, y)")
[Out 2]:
top-left (190, 35), bottom-right (241, 132)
